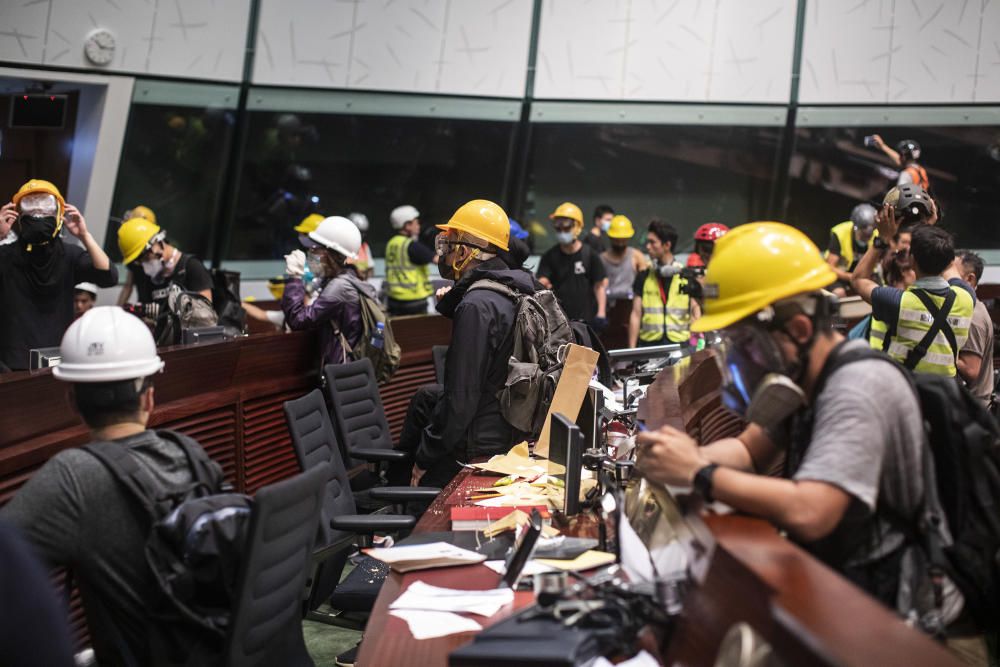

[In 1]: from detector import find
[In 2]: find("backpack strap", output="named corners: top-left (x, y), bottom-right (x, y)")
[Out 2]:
top-left (467, 278), bottom-right (518, 299)
top-left (82, 441), bottom-right (167, 520)
top-left (155, 429), bottom-right (224, 493)
top-left (904, 289), bottom-right (958, 370)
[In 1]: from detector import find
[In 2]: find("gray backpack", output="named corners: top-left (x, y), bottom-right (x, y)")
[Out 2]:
top-left (467, 279), bottom-right (574, 437)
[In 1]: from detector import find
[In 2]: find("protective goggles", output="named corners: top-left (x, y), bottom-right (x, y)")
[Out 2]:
top-left (715, 323), bottom-right (786, 416)
top-left (434, 234), bottom-right (481, 256)
top-left (18, 193), bottom-right (59, 216)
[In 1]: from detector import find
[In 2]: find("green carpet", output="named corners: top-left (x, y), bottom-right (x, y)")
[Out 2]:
top-left (303, 608), bottom-right (363, 666)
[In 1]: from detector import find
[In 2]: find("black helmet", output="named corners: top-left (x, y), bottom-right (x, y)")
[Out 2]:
top-left (884, 184), bottom-right (932, 222)
top-left (896, 139), bottom-right (921, 161)
top-left (850, 203), bottom-right (877, 229)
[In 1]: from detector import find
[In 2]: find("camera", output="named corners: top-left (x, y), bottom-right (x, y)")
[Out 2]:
top-left (678, 266), bottom-right (704, 298)
top-left (864, 135), bottom-right (878, 148)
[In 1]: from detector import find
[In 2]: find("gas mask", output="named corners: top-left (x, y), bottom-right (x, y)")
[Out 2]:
top-left (652, 259), bottom-right (681, 279)
top-left (306, 248), bottom-right (327, 278)
top-left (141, 245), bottom-right (178, 280)
top-left (15, 193), bottom-right (60, 246)
top-left (435, 234), bottom-right (479, 280)
top-left (555, 231), bottom-right (576, 245)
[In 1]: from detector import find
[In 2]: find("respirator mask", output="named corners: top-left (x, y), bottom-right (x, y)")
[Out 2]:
top-left (140, 235), bottom-right (176, 280)
top-left (306, 248), bottom-right (328, 278)
top-left (435, 234), bottom-right (481, 280)
top-left (15, 193), bottom-right (60, 245)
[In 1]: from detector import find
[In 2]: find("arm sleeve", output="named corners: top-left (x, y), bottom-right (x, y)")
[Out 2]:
top-left (826, 233), bottom-right (842, 256)
top-left (281, 279), bottom-right (344, 331)
top-left (416, 301), bottom-right (494, 468)
top-left (0, 453), bottom-right (85, 566)
top-left (870, 285), bottom-right (903, 325)
top-left (72, 245), bottom-right (119, 287)
top-left (407, 239), bottom-right (435, 265)
top-left (182, 257), bottom-right (214, 293)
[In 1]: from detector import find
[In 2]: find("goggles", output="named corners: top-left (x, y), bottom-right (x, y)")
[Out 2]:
top-left (715, 323), bottom-right (786, 416)
top-left (434, 234), bottom-right (479, 256)
top-left (136, 231), bottom-right (166, 262)
top-left (552, 221), bottom-right (575, 232)
top-left (19, 193), bottom-right (58, 216)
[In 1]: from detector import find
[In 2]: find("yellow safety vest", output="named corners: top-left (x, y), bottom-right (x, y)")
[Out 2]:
top-left (385, 235), bottom-right (432, 301)
top-left (869, 286), bottom-right (973, 377)
top-left (639, 267), bottom-right (690, 344)
top-left (824, 220), bottom-right (875, 270)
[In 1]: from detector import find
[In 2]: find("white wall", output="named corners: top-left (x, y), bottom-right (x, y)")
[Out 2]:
top-left (800, 0), bottom-right (1000, 104)
top-left (0, 0), bottom-right (250, 82)
top-left (252, 0), bottom-right (534, 98)
top-left (533, 0), bottom-right (797, 103)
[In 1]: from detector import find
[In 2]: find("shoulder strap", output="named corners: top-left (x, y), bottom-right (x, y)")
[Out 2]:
top-left (904, 289), bottom-right (957, 370)
top-left (467, 278), bottom-right (518, 299)
top-left (81, 441), bottom-right (164, 519)
top-left (156, 429), bottom-right (223, 492)
top-left (812, 341), bottom-right (889, 400)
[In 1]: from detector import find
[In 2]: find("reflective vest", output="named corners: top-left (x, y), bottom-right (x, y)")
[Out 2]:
top-left (639, 266), bottom-right (690, 344)
top-left (385, 235), bottom-right (432, 301)
top-left (869, 286), bottom-right (973, 376)
top-left (824, 220), bottom-right (875, 270)
top-left (903, 164), bottom-right (930, 190)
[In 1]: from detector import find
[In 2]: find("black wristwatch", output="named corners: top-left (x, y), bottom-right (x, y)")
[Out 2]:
top-left (693, 464), bottom-right (719, 503)
top-left (872, 236), bottom-right (889, 250)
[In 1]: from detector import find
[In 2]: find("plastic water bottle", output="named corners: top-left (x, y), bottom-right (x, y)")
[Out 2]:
top-left (370, 321), bottom-right (385, 349)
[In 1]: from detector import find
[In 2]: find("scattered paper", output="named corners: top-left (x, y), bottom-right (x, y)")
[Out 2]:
top-left (471, 442), bottom-right (555, 478)
top-left (390, 580), bottom-right (515, 617)
top-left (366, 542), bottom-right (486, 573)
top-left (592, 650), bottom-right (660, 667)
top-left (389, 609), bottom-right (483, 640)
top-left (482, 559), bottom-right (556, 577)
top-left (535, 550), bottom-right (617, 572)
top-left (535, 344), bottom-right (600, 458)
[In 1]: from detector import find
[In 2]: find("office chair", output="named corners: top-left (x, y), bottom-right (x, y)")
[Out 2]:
top-left (432, 344), bottom-right (448, 385)
top-left (283, 390), bottom-right (438, 627)
top-left (223, 462), bottom-right (328, 667)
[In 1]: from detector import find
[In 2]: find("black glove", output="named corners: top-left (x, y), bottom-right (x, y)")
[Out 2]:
top-left (591, 316), bottom-right (608, 332)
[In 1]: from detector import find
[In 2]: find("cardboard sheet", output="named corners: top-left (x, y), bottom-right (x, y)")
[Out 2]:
top-left (534, 344), bottom-right (600, 458)
top-left (535, 550), bottom-right (617, 572)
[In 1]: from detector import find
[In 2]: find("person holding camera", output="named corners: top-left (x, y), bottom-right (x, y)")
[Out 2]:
top-left (627, 218), bottom-right (698, 348)
top-left (0, 179), bottom-right (117, 371)
top-left (869, 135), bottom-right (930, 190)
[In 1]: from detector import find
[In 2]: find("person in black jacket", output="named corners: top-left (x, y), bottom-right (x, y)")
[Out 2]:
top-left (397, 200), bottom-right (532, 489)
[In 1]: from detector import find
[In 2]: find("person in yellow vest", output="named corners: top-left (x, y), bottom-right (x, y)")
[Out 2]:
top-left (628, 219), bottom-right (697, 347)
top-left (851, 206), bottom-right (974, 377)
top-left (385, 204), bottom-right (435, 316)
top-left (824, 203), bottom-right (877, 297)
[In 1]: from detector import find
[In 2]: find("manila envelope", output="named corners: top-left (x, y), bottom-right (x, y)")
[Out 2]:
top-left (534, 343), bottom-right (600, 459)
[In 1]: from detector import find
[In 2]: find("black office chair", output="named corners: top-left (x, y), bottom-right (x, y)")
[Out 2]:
top-left (223, 462), bottom-right (328, 667)
top-left (432, 344), bottom-right (448, 385)
top-left (283, 389), bottom-right (438, 628)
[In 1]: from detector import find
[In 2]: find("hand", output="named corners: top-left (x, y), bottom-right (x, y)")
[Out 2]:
top-left (871, 133), bottom-right (885, 148)
top-left (875, 203), bottom-right (898, 240)
top-left (410, 465), bottom-right (425, 487)
top-left (591, 316), bottom-right (608, 332)
top-left (284, 249), bottom-right (306, 277)
top-left (927, 197), bottom-right (939, 226)
top-left (0, 202), bottom-right (16, 238)
top-left (63, 204), bottom-right (88, 239)
top-left (435, 286), bottom-right (452, 301)
top-left (636, 425), bottom-right (709, 487)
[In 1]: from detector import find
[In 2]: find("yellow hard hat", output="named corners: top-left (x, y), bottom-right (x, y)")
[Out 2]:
top-left (267, 277), bottom-right (287, 300)
top-left (123, 205), bottom-right (157, 225)
top-left (294, 213), bottom-right (324, 234)
top-left (549, 202), bottom-right (583, 225)
top-left (118, 217), bottom-right (163, 265)
top-left (691, 222), bottom-right (837, 333)
top-left (437, 199), bottom-right (510, 251)
top-left (607, 214), bottom-right (634, 239)
top-left (13, 179), bottom-right (66, 237)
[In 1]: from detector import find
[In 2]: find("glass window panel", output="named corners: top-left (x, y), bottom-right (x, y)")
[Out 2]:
top-left (107, 97), bottom-right (235, 262)
top-left (786, 124), bottom-right (1000, 248)
top-left (226, 112), bottom-right (516, 260)
top-left (523, 123), bottom-right (782, 254)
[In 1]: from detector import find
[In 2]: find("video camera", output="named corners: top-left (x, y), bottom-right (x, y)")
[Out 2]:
top-left (677, 265), bottom-right (704, 298)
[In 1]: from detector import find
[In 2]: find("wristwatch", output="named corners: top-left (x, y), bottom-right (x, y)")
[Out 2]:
top-left (693, 463), bottom-right (719, 503)
top-left (872, 236), bottom-right (889, 250)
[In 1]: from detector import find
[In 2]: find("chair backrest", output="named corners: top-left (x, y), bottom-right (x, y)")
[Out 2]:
top-left (323, 359), bottom-right (394, 465)
top-left (224, 462), bottom-right (328, 667)
top-left (432, 344), bottom-right (448, 385)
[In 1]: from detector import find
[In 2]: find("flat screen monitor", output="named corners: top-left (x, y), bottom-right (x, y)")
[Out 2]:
top-left (549, 412), bottom-right (583, 516)
top-left (10, 94), bottom-right (67, 129)
top-left (576, 385), bottom-right (602, 452)
top-left (29, 346), bottom-right (62, 371)
top-left (498, 508), bottom-right (542, 589)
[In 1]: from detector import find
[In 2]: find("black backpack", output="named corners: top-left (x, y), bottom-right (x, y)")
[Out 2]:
top-left (83, 430), bottom-right (252, 666)
top-left (811, 345), bottom-right (1000, 631)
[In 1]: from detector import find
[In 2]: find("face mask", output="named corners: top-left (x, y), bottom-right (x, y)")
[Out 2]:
top-left (438, 253), bottom-right (456, 280)
top-left (14, 215), bottom-right (58, 245)
top-left (611, 243), bottom-right (628, 254)
top-left (142, 256), bottom-right (164, 279)
top-left (600, 220), bottom-right (611, 233)
top-left (555, 231), bottom-right (576, 245)
top-left (307, 254), bottom-right (325, 278)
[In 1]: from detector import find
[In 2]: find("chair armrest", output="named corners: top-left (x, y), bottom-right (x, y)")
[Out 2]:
top-left (330, 514), bottom-right (417, 533)
top-left (370, 486), bottom-right (442, 503)
top-left (351, 448), bottom-right (410, 463)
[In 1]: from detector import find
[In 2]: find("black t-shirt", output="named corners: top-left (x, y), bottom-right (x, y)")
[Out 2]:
top-left (827, 233), bottom-right (868, 271)
top-left (582, 231), bottom-right (609, 254)
top-left (0, 239), bottom-right (118, 371)
top-left (536, 243), bottom-right (606, 321)
top-left (133, 253), bottom-right (213, 309)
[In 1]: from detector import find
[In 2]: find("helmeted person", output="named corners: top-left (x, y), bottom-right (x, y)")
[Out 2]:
top-left (851, 203), bottom-right (973, 377)
top-left (628, 219), bottom-right (695, 348)
top-left (282, 216), bottom-right (378, 366)
top-left (398, 200), bottom-right (539, 489)
top-left (635, 222), bottom-right (955, 625)
top-left (870, 135), bottom-right (931, 190)
top-left (348, 212), bottom-right (374, 280)
top-left (74, 282), bottom-right (98, 317)
top-left (116, 209), bottom-right (213, 316)
top-left (686, 222), bottom-right (729, 271)
top-left (600, 214), bottom-right (648, 302)
top-left (0, 179), bottom-right (116, 371)
top-left (825, 203), bottom-right (878, 297)
top-left (384, 204), bottom-right (435, 316)
top-left (537, 201), bottom-right (608, 328)
top-left (1, 306), bottom-right (219, 665)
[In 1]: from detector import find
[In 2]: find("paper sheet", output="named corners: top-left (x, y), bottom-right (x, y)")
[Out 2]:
top-left (534, 550), bottom-right (617, 572)
top-left (482, 559), bottom-right (556, 577)
top-left (365, 542), bottom-right (486, 572)
top-left (390, 580), bottom-right (515, 617)
top-left (470, 442), bottom-right (554, 478)
top-left (535, 344), bottom-right (600, 458)
top-left (389, 609), bottom-right (482, 640)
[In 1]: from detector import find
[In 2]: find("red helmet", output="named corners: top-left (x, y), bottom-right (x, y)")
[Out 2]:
top-left (694, 222), bottom-right (729, 242)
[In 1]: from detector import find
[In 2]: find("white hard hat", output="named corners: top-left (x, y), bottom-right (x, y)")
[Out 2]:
top-left (389, 205), bottom-right (420, 230)
top-left (308, 216), bottom-right (362, 259)
top-left (54, 306), bottom-right (164, 383)
top-left (348, 212), bottom-right (369, 233)
top-left (74, 282), bottom-right (98, 296)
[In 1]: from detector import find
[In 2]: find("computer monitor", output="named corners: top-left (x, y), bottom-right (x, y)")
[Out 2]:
top-left (181, 326), bottom-right (226, 345)
top-left (576, 385), bottom-right (602, 452)
top-left (549, 413), bottom-right (583, 516)
top-left (498, 508), bottom-right (542, 589)
top-left (29, 347), bottom-right (62, 371)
